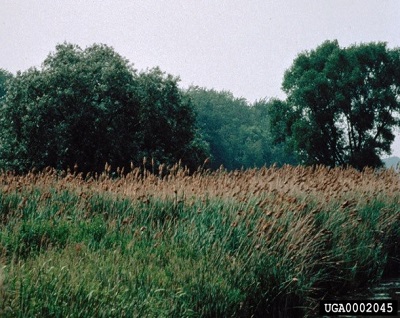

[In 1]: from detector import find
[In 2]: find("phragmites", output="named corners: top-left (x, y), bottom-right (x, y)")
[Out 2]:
top-left (0, 163), bottom-right (399, 317)
top-left (1, 164), bottom-right (399, 206)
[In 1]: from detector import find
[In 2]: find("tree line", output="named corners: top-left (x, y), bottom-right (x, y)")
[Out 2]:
top-left (0, 43), bottom-right (207, 173)
top-left (0, 40), bottom-right (399, 173)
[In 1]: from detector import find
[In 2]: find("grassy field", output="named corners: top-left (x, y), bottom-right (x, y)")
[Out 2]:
top-left (0, 164), bottom-right (399, 317)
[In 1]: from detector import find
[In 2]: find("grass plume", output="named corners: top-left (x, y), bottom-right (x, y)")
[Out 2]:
top-left (0, 165), bottom-right (399, 317)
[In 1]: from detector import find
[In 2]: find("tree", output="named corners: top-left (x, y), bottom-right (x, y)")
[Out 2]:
top-left (0, 68), bottom-right (12, 100)
top-left (0, 43), bottom-right (207, 173)
top-left (270, 40), bottom-right (400, 169)
top-left (186, 87), bottom-right (295, 170)
top-left (134, 68), bottom-right (209, 171)
top-left (187, 87), bottom-right (252, 169)
top-left (252, 99), bottom-right (297, 166)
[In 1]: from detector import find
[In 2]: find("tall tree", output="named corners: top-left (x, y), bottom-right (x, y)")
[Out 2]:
top-left (187, 87), bottom-right (253, 170)
top-left (252, 99), bottom-right (297, 166)
top-left (0, 43), bottom-right (207, 173)
top-left (270, 40), bottom-right (400, 169)
top-left (0, 68), bottom-right (12, 100)
top-left (135, 68), bottom-right (209, 171)
top-left (187, 87), bottom-right (295, 169)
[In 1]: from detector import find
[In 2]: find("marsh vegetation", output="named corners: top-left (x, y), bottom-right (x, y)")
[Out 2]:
top-left (0, 164), bottom-right (399, 317)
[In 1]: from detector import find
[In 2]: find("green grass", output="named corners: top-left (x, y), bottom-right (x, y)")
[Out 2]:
top-left (0, 167), bottom-right (399, 317)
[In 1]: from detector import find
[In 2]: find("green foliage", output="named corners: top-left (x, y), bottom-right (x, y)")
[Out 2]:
top-left (16, 220), bottom-right (70, 258)
top-left (271, 40), bottom-right (400, 169)
top-left (0, 68), bottom-right (12, 100)
top-left (186, 87), bottom-right (296, 170)
top-left (186, 87), bottom-right (249, 170)
top-left (0, 168), bottom-right (399, 317)
top-left (135, 69), bottom-right (209, 171)
top-left (0, 43), bottom-right (207, 173)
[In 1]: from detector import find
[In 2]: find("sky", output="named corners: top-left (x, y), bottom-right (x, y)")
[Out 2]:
top-left (1, 0), bottom-right (400, 157)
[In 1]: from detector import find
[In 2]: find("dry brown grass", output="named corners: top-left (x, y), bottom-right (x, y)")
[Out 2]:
top-left (2, 164), bottom-right (399, 209)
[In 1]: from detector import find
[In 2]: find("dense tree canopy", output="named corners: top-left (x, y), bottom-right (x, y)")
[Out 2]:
top-left (2, 40), bottom-right (399, 173)
top-left (134, 69), bottom-right (209, 170)
top-left (187, 87), bottom-right (296, 170)
top-left (269, 40), bottom-right (400, 169)
top-left (0, 43), bottom-right (207, 173)
top-left (187, 87), bottom-right (250, 170)
top-left (0, 69), bottom-right (12, 100)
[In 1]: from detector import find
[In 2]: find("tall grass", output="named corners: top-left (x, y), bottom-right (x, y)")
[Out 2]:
top-left (0, 165), bottom-right (399, 317)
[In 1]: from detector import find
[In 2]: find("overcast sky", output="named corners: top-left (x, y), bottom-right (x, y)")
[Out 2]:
top-left (1, 1), bottom-right (400, 157)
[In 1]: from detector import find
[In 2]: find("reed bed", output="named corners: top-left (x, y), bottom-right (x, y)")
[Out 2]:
top-left (0, 164), bottom-right (399, 317)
